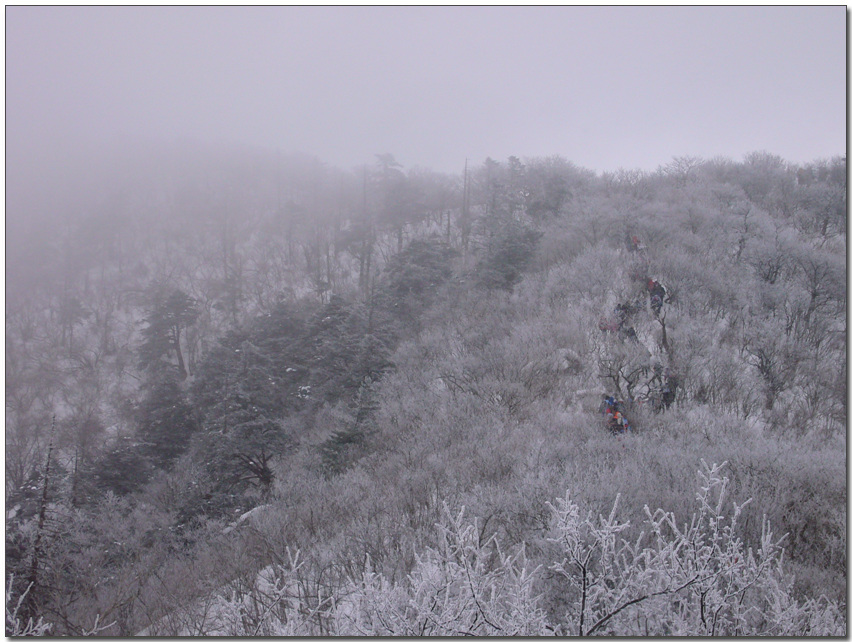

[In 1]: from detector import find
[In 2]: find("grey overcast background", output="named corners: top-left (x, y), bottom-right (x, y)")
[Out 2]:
top-left (6, 6), bottom-right (846, 211)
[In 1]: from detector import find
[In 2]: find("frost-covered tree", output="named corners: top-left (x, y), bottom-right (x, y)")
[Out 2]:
top-left (139, 287), bottom-right (200, 380)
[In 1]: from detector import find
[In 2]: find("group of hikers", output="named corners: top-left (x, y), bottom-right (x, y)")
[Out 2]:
top-left (599, 395), bottom-right (631, 433)
top-left (596, 234), bottom-right (677, 434)
top-left (597, 280), bottom-right (668, 333)
top-left (598, 303), bottom-right (638, 338)
top-left (597, 367), bottom-right (679, 434)
top-left (597, 366), bottom-right (678, 431)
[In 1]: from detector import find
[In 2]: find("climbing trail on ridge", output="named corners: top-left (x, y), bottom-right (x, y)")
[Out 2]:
top-left (596, 233), bottom-right (679, 434)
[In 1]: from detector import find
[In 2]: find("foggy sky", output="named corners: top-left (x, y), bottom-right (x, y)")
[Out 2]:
top-left (6, 6), bottom-right (846, 178)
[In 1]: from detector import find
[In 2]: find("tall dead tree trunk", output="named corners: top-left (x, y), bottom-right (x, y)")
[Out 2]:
top-left (22, 417), bottom-right (56, 625)
top-left (461, 159), bottom-right (471, 255)
top-left (358, 165), bottom-right (374, 297)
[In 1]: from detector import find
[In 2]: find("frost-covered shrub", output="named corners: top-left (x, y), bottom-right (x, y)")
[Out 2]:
top-left (5, 577), bottom-right (51, 637)
top-left (545, 460), bottom-right (845, 636)
top-left (201, 462), bottom-right (844, 636)
top-left (347, 504), bottom-right (550, 635)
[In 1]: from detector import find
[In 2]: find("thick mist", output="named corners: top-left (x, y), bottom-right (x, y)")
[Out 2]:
top-left (7, 7), bottom-right (845, 195)
top-left (6, 6), bottom-right (844, 288)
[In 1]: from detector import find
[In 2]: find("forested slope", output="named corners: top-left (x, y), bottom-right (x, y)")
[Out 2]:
top-left (5, 147), bottom-right (846, 635)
